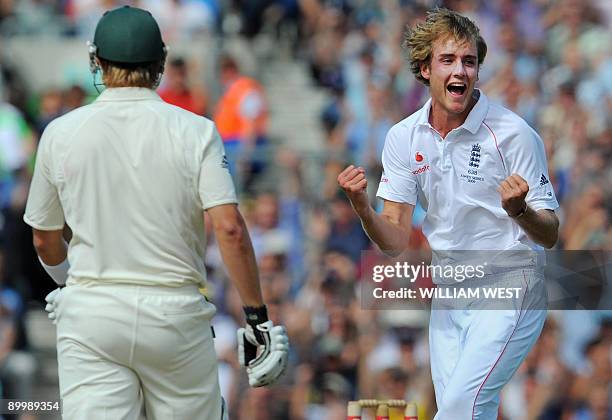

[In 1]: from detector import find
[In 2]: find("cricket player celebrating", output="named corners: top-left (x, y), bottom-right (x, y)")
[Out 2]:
top-left (338, 8), bottom-right (559, 419)
top-left (24, 6), bottom-right (288, 419)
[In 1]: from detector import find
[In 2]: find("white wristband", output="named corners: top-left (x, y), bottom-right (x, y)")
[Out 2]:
top-left (39, 257), bottom-right (69, 286)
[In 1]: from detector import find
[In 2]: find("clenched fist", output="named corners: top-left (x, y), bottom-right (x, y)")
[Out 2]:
top-left (497, 173), bottom-right (529, 218)
top-left (337, 165), bottom-right (370, 216)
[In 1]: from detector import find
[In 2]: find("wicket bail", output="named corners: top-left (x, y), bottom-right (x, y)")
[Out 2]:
top-left (347, 399), bottom-right (418, 420)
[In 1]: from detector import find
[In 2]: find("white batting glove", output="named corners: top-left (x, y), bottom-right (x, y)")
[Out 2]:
top-left (44, 288), bottom-right (63, 325)
top-left (237, 306), bottom-right (289, 387)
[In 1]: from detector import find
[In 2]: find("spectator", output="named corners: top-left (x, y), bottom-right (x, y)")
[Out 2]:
top-left (35, 89), bottom-right (64, 133)
top-left (158, 57), bottom-right (208, 115)
top-left (325, 191), bottom-right (370, 263)
top-left (0, 294), bottom-right (36, 407)
top-left (63, 84), bottom-right (87, 111)
top-left (213, 55), bottom-right (269, 192)
top-left (142, 0), bottom-right (216, 42)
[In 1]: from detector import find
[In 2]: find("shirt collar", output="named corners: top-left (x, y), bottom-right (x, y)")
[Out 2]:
top-left (462, 90), bottom-right (488, 133)
top-left (416, 89), bottom-right (489, 134)
top-left (95, 87), bottom-right (162, 102)
top-left (416, 97), bottom-right (433, 127)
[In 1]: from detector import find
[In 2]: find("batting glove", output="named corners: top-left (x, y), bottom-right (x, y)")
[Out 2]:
top-left (44, 288), bottom-right (63, 325)
top-left (237, 306), bottom-right (289, 387)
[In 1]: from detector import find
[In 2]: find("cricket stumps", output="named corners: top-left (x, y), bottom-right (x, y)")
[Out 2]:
top-left (347, 399), bottom-right (418, 420)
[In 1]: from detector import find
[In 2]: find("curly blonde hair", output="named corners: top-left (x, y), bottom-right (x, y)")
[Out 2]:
top-left (403, 8), bottom-right (487, 86)
top-left (99, 59), bottom-right (165, 89)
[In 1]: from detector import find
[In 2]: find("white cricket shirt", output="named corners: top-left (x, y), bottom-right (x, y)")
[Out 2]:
top-left (24, 87), bottom-right (237, 287)
top-left (376, 90), bottom-right (558, 254)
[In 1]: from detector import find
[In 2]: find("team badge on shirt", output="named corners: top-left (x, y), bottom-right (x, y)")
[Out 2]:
top-left (461, 143), bottom-right (485, 184)
top-left (415, 152), bottom-right (424, 162)
top-left (469, 144), bottom-right (481, 168)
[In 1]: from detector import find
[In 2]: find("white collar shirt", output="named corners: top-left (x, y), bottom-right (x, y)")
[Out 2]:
top-left (376, 90), bottom-right (558, 253)
top-left (24, 87), bottom-right (237, 287)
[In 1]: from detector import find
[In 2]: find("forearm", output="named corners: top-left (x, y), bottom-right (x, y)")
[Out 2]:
top-left (39, 242), bottom-right (68, 265)
top-left (513, 207), bottom-right (559, 248)
top-left (216, 218), bottom-right (264, 307)
top-left (33, 230), bottom-right (68, 265)
top-left (358, 206), bottom-right (411, 256)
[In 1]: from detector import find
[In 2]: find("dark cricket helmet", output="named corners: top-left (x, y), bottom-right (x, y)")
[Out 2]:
top-left (93, 6), bottom-right (166, 64)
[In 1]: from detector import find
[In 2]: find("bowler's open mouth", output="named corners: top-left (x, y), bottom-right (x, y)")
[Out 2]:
top-left (447, 82), bottom-right (467, 96)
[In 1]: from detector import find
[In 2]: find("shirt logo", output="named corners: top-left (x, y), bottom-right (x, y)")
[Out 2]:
top-left (539, 174), bottom-right (549, 186)
top-left (469, 144), bottom-right (481, 168)
top-left (412, 164), bottom-right (430, 175)
top-left (415, 152), bottom-right (424, 162)
top-left (462, 144), bottom-right (484, 183)
top-left (221, 155), bottom-right (229, 169)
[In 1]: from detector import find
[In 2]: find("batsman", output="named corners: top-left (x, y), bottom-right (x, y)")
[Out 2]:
top-left (24, 6), bottom-right (288, 419)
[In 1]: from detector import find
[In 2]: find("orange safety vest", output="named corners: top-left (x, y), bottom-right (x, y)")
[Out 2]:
top-left (214, 76), bottom-right (268, 142)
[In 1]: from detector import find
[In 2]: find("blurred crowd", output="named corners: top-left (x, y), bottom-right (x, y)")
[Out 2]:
top-left (0, 0), bottom-right (610, 419)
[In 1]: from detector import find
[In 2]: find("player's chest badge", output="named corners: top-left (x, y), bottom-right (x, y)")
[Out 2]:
top-left (460, 143), bottom-right (485, 183)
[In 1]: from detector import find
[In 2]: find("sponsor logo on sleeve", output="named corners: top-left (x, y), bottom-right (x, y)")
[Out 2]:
top-left (221, 155), bottom-right (229, 169)
top-left (539, 174), bottom-right (549, 186)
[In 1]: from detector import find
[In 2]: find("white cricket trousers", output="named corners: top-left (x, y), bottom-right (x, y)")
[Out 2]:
top-left (429, 268), bottom-right (547, 420)
top-left (54, 282), bottom-right (225, 420)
